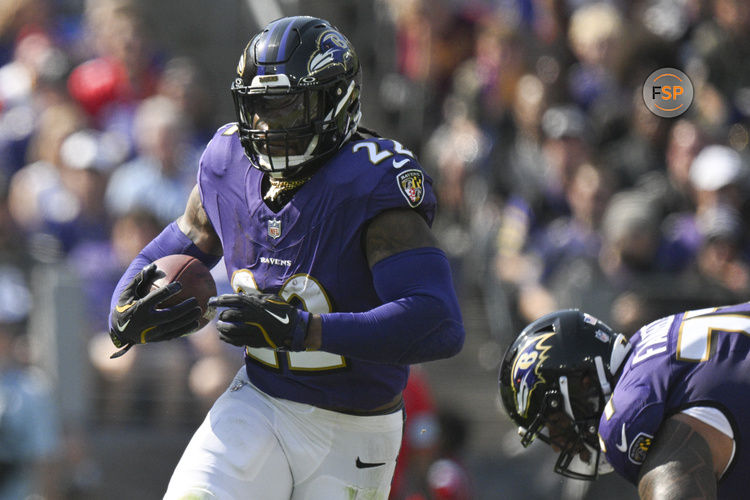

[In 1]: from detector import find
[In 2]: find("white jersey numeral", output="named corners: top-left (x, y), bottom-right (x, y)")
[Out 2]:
top-left (352, 140), bottom-right (415, 165)
top-left (676, 309), bottom-right (750, 362)
top-left (231, 269), bottom-right (346, 371)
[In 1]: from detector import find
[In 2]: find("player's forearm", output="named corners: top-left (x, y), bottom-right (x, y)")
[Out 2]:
top-left (314, 302), bottom-right (463, 364)
top-left (313, 247), bottom-right (465, 364)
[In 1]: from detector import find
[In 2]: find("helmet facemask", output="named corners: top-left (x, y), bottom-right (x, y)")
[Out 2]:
top-left (539, 372), bottom-right (612, 480)
top-left (232, 83), bottom-right (317, 174)
top-left (517, 370), bottom-right (614, 480)
top-left (232, 77), bottom-right (360, 178)
top-left (231, 17), bottom-right (362, 178)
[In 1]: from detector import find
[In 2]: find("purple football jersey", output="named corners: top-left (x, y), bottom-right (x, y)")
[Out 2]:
top-left (598, 302), bottom-right (750, 498)
top-left (197, 124), bottom-right (436, 410)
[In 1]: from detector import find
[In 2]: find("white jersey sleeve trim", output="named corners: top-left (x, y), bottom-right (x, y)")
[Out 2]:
top-left (681, 406), bottom-right (733, 438)
top-left (680, 406), bottom-right (735, 477)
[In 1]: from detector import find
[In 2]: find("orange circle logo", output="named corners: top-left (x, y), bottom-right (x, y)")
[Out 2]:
top-left (642, 68), bottom-right (693, 118)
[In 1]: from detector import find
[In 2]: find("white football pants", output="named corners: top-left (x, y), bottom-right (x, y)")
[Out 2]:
top-left (164, 368), bottom-right (403, 499)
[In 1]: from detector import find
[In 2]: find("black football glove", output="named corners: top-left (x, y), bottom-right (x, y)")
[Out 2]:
top-left (109, 263), bottom-right (202, 358)
top-left (208, 291), bottom-right (309, 351)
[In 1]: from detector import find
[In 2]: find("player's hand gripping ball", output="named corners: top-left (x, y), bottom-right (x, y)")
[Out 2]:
top-left (109, 255), bottom-right (216, 357)
top-left (209, 291), bottom-right (309, 351)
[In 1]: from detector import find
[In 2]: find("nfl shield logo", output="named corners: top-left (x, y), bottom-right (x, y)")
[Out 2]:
top-left (268, 219), bottom-right (282, 239)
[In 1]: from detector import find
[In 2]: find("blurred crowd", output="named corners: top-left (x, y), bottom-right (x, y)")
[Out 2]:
top-left (378, 0), bottom-right (750, 347)
top-left (0, 0), bottom-right (237, 497)
top-left (1, 0), bottom-right (750, 498)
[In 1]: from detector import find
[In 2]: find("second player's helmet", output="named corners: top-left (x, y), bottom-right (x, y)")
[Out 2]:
top-left (231, 16), bottom-right (362, 177)
top-left (498, 310), bottom-right (632, 480)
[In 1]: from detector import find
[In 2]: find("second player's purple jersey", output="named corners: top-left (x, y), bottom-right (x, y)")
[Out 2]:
top-left (598, 302), bottom-right (750, 498)
top-left (197, 124), bottom-right (436, 411)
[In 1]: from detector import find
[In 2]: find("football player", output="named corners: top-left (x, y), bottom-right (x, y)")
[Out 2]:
top-left (499, 307), bottom-right (748, 499)
top-left (107, 16), bottom-right (465, 500)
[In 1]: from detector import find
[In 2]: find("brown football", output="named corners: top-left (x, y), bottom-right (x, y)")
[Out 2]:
top-left (151, 254), bottom-right (217, 328)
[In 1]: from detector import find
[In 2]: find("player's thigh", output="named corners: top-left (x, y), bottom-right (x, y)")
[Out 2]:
top-left (164, 374), bottom-right (293, 500)
top-left (289, 408), bottom-right (403, 500)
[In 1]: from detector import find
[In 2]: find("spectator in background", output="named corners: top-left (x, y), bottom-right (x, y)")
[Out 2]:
top-left (666, 145), bottom-right (750, 300)
top-left (600, 88), bottom-right (670, 188)
top-left (70, 209), bottom-right (162, 334)
top-left (508, 104), bottom-right (590, 218)
top-left (42, 128), bottom-right (114, 252)
top-left (68, 0), bottom-right (159, 118)
top-left (566, 2), bottom-right (626, 111)
top-left (384, 0), bottom-right (432, 84)
top-left (492, 73), bottom-right (548, 197)
top-left (658, 143), bottom-right (748, 273)
top-left (0, 26), bottom-right (71, 182)
top-left (691, 0), bottom-right (750, 117)
top-left (7, 101), bottom-right (88, 259)
top-left (451, 13), bottom-right (525, 127)
top-left (530, 162), bottom-right (614, 284)
top-left (376, 0), bottom-right (434, 149)
top-left (424, 410), bottom-right (472, 500)
top-left (422, 97), bottom-right (489, 221)
top-left (68, 0), bottom-right (162, 162)
top-left (156, 56), bottom-right (215, 146)
top-left (390, 366), bottom-right (439, 500)
top-left (492, 106), bottom-right (592, 315)
top-left (389, 366), bottom-right (472, 500)
top-left (537, 190), bottom-right (669, 332)
top-left (0, 0), bottom-right (52, 67)
top-left (85, 208), bottom-right (194, 425)
top-left (644, 118), bottom-right (705, 215)
top-left (693, 203), bottom-right (750, 296)
top-left (689, 144), bottom-right (748, 215)
top-left (0, 314), bottom-right (60, 500)
top-left (104, 95), bottom-right (196, 224)
top-left (507, 162), bottom-right (613, 326)
top-left (380, 0), bottom-right (478, 151)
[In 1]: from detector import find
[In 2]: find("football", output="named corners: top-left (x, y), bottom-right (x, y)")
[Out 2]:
top-left (151, 254), bottom-right (217, 328)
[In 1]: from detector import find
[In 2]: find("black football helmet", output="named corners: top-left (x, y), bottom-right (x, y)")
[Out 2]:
top-left (498, 310), bottom-right (632, 480)
top-left (231, 16), bottom-right (362, 178)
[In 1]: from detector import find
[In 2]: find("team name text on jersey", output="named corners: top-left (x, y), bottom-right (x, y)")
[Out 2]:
top-left (260, 256), bottom-right (292, 267)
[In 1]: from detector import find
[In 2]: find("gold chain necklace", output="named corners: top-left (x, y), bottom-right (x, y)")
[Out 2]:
top-left (264, 175), bottom-right (312, 201)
